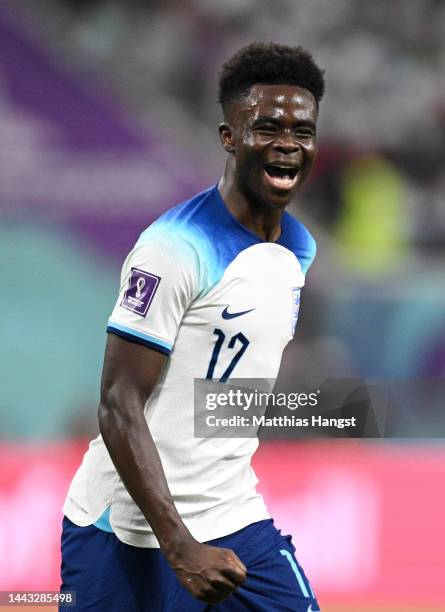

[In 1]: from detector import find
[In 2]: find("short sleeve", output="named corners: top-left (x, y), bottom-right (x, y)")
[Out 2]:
top-left (107, 238), bottom-right (198, 355)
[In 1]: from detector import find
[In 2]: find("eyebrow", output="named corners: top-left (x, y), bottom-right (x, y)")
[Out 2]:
top-left (252, 116), bottom-right (316, 129)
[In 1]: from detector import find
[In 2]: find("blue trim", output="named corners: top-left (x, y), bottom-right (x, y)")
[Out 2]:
top-left (93, 507), bottom-right (114, 533)
top-left (107, 324), bottom-right (172, 355)
top-left (280, 549), bottom-right (310, 598)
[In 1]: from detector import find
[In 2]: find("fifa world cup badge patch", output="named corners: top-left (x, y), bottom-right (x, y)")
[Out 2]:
top-left (121, 268), bottom-right (161, 316)
top-left (292, 288), bottom-right (301, 335)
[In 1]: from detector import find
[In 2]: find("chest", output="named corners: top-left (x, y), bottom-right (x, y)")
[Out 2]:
top-left (187, 243), bottom-right (304, 345)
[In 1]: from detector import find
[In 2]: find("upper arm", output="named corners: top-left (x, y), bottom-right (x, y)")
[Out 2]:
top-left (100, 234), bottom-right (198, 411)
top-left (100, 333), bottom-right (167, 409)
top-left (107, 238), bottom-right (198, 356)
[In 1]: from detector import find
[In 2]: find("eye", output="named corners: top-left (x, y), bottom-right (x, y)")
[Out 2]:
top-left (295, 128), bottom-right (315, 138)
top-left (254, 123), bottom-right (279, 134)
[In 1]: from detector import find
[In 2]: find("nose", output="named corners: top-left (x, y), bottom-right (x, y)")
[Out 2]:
top-left (272, 129), bottom-right (300, 153)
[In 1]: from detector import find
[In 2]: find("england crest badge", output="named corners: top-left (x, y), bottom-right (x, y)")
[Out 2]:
top-left (292, 288), bottom-right (301, 335)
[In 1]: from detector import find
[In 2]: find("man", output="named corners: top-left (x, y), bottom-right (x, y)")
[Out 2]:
top-left (61, 42), bottom-right (325, 611)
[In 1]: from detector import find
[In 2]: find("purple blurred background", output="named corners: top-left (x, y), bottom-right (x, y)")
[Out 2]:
top-left (1, 2), bottom-right (445, 609)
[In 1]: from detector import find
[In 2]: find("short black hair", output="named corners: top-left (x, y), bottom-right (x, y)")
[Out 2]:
top-left (218, 42), bottom-right (325, 115)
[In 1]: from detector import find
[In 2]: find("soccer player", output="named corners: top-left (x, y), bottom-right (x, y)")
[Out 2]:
top-left (61, 42), bottom-right (324, 611)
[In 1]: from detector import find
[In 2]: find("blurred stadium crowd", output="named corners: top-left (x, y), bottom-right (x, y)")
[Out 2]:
top-left (1, 2), bottom-right (445, 608)
top-left (2, 0), bottom-right (443, 438)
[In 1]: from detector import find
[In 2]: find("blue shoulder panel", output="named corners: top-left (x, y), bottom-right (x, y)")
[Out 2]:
top-left (136, 185), bottom-right (316, 294)
top-left (136, 186), bottom-right (260, 294)
top-left (279, 212), bottom-right (317, 275)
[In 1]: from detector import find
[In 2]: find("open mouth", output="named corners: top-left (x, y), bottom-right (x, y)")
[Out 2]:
top-left (264, 164), bottom-right (299, 190)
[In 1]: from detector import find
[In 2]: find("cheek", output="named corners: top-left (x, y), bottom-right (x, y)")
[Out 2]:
top-left (302, 142), bottom-right (317, 168)
top-left (299, 143), bottom-right (317, 180)
top-left (240, 135), bottom-right (263, 153)
top-left (236, 144), bottom-right (262, 171)
top-left (302, 139), bottom-right (316, 155)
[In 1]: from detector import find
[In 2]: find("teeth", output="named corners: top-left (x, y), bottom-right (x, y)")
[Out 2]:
top-left (271, 164), bottom-right (297, 168)
top-left (264, 164), bottom-right (299, 188)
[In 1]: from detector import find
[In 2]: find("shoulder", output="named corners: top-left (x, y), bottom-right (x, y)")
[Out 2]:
top-left (133, 185), bottom-right (230, 294)
top-left (281, 212), bottom-right (317, 275)
top-left (136, 186), bottom-right (214, 254)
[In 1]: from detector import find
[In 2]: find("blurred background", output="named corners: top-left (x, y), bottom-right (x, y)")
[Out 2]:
top-left (1, 1), bottom-right (444, 610)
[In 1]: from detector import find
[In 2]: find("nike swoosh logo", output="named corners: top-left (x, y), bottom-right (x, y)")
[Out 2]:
top-left (222, 306), bottom-right (255, 319)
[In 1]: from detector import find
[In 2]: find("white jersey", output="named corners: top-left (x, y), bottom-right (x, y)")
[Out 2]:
top-left (63, 185), bottom-right (316, 547)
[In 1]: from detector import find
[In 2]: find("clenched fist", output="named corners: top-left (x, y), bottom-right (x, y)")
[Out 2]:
top-left (168, 540), bottom-right (247, 605)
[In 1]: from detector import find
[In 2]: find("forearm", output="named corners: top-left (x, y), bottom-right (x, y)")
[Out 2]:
top-left (98, 397), bottom-right (193, 556)
top-left (94, 337), bottom-right (246, 604)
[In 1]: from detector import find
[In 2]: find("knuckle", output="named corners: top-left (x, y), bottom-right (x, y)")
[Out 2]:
top-left (202, 587), bottom-right (216, 599)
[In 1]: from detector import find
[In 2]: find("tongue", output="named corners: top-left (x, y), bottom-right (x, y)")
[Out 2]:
top-left (265, 171), bottom-right (295, 188)
top-left (274, 176), bottom-right (293, 186)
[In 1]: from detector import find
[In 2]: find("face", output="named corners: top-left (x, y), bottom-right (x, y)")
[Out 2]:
top-left (220, 84), bottom-right (318, 209)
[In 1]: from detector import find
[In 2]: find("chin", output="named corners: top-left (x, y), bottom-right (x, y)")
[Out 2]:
top-left (263, 187), bottom-right (298, 209)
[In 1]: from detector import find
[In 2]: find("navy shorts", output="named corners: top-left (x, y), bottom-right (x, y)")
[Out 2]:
top-left (60, 516), bottom-right (319, 611)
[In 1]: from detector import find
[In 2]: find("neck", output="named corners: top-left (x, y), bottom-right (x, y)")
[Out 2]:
top-left (218, 159), bottom-right (284, 242)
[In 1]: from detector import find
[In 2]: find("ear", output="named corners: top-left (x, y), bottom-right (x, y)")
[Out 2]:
top-left (218, 122), bottom-right (235, 154)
